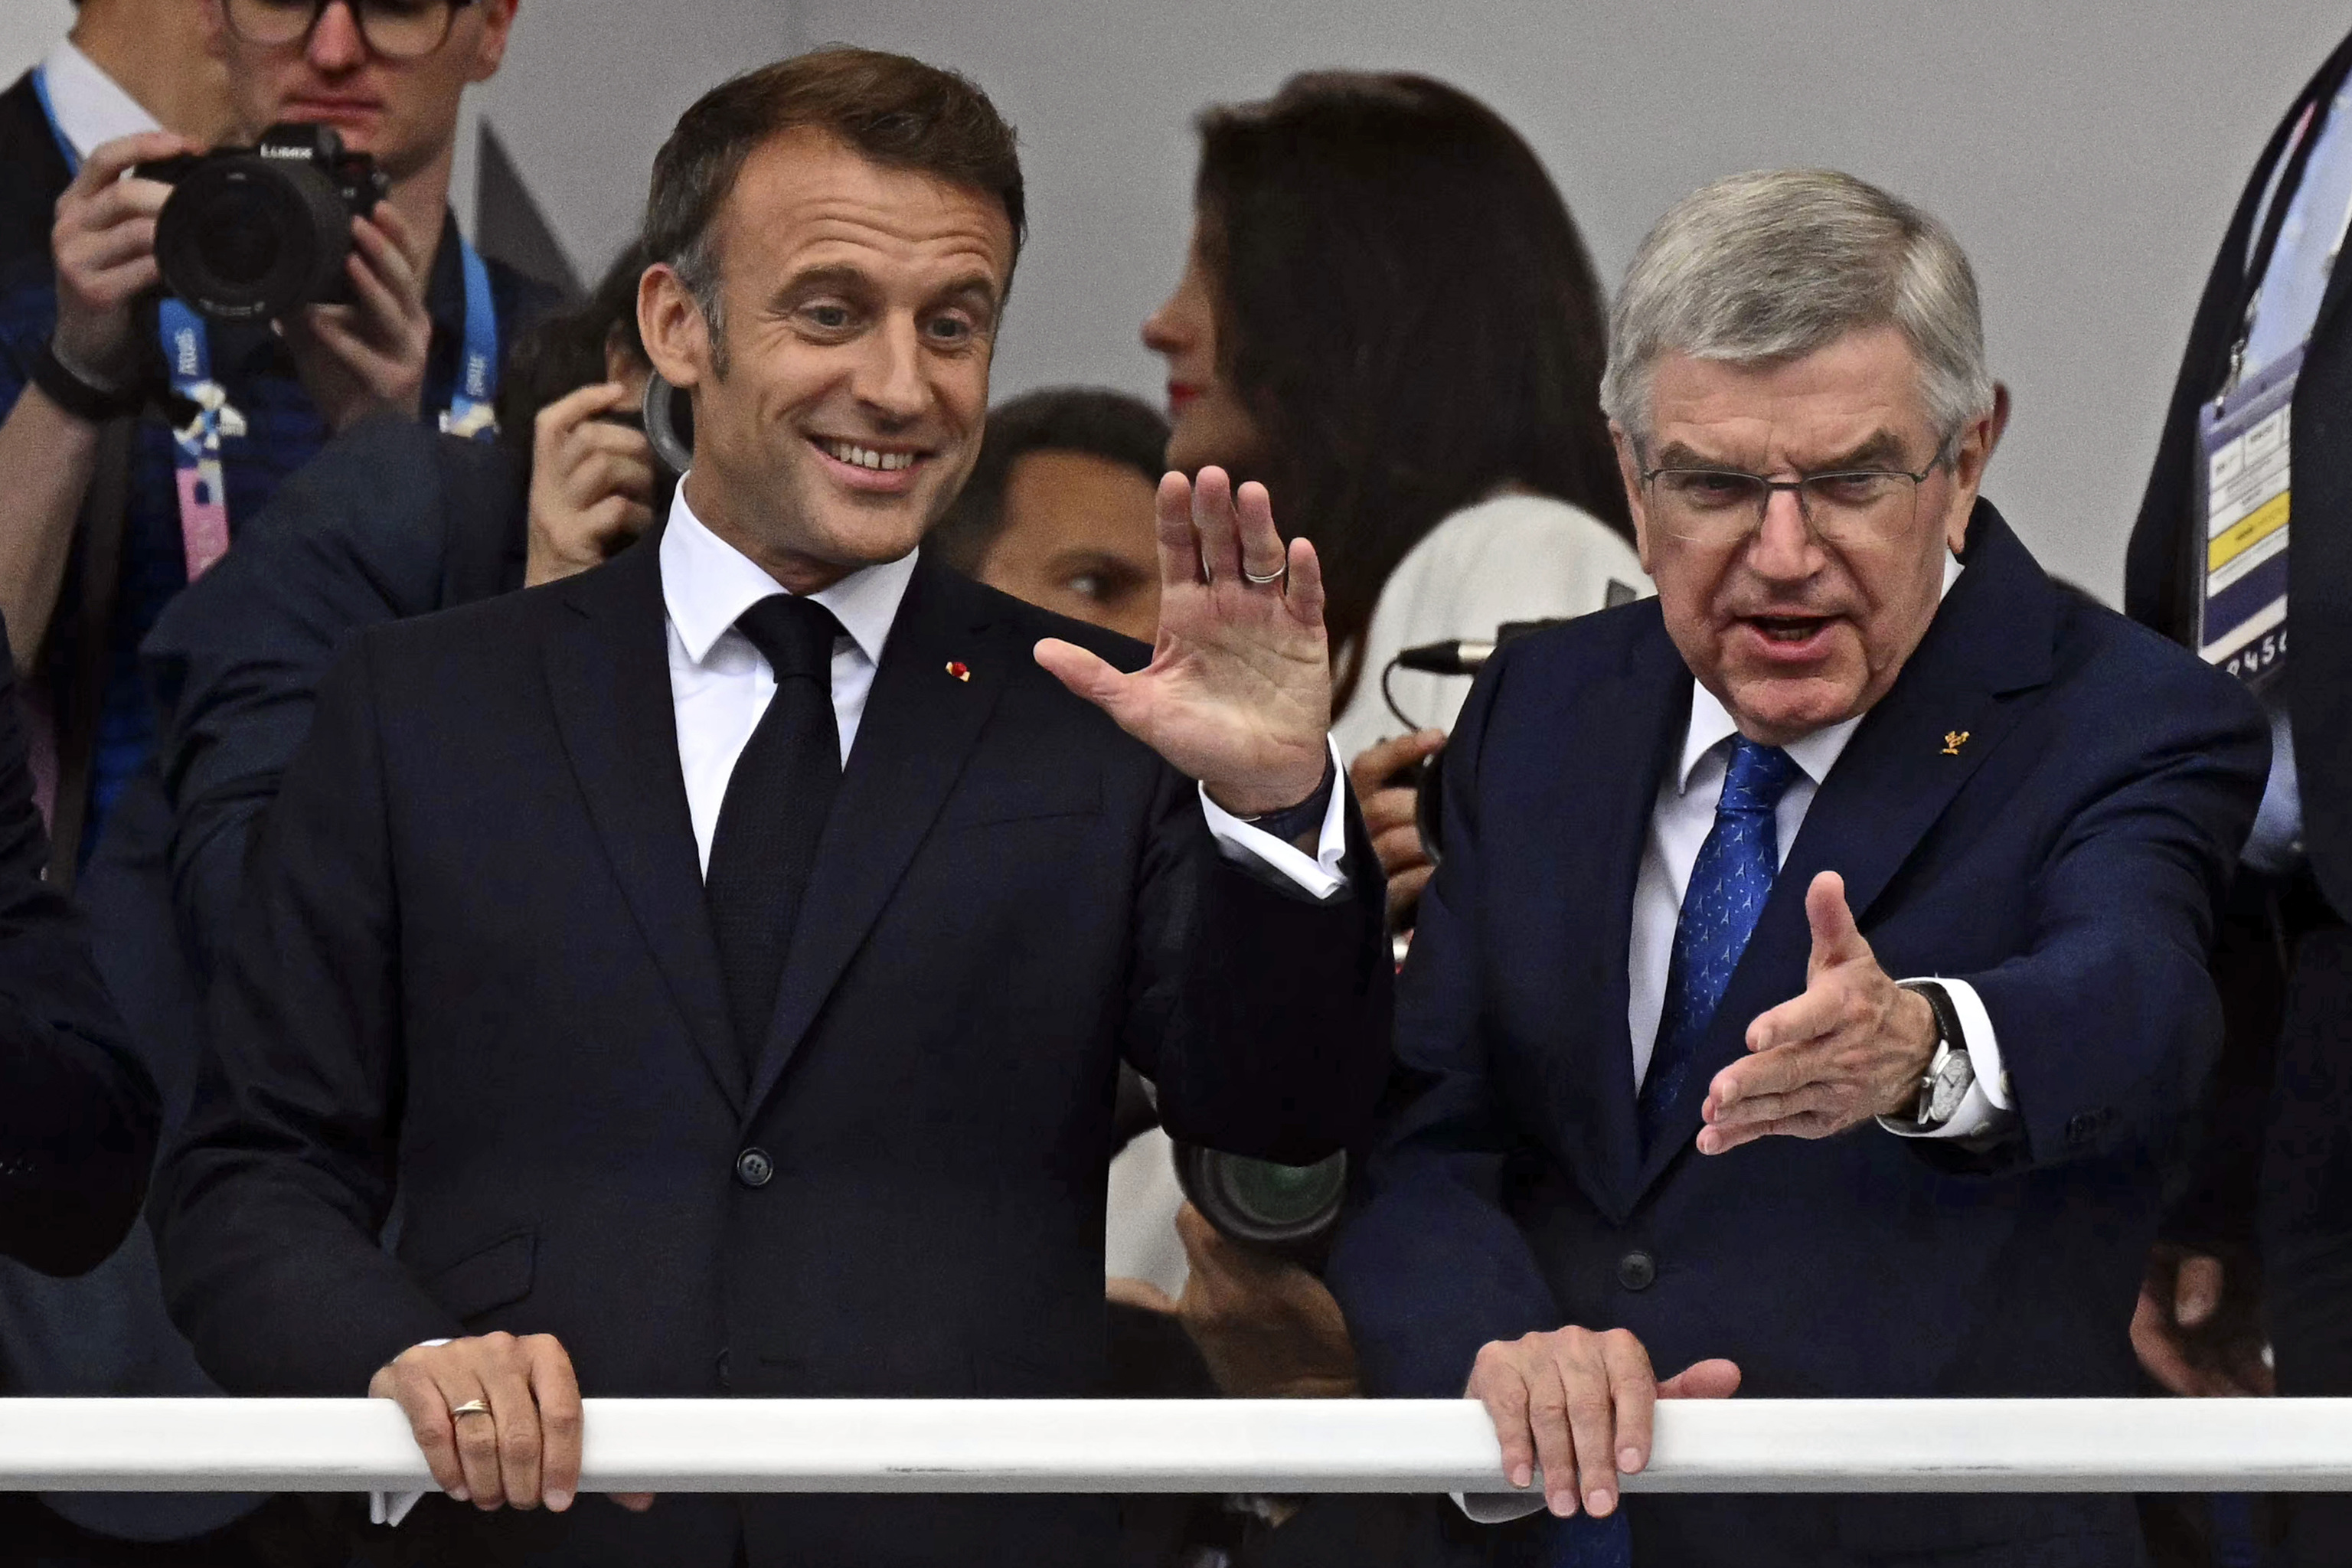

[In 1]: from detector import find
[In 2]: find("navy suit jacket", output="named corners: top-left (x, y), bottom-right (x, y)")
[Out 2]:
top-left (1326, 504), bottom-right (2266, 1566)
top-left (153, 534), bottom-right (1392, 1568)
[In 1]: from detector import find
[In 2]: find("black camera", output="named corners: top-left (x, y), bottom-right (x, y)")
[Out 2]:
top-left (139, 124), bottom-right (391, 322)
top-left (1172, 1142), bottom-right (1347, 1262)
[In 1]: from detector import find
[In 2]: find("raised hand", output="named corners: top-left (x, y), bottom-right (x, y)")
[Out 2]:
top-left (525, 381), bottom-right (658, 586)
top-left (1349, 729), bottom-right (1446, 926)
top-left (1698, 871), bottom-right (1939, 1154)
top-left (282, 201), bottom-right (432, 433)
top-left (1034, 466), bottom-right (1330, 817)
top-left (51, 131), bottom-right (198, 390)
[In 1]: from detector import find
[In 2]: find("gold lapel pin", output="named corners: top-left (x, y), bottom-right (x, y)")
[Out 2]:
top-left (946, 661), bottom-right (972, 683)
top-left (1942, 730), bottom-right (1970, 756)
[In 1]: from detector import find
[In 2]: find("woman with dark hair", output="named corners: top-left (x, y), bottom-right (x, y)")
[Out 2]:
top-left (1144, 71), bottom-right (1647, 845)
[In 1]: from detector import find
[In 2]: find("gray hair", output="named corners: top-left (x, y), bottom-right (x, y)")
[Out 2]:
top-left (1599, 168), bottom-right (1994, 456)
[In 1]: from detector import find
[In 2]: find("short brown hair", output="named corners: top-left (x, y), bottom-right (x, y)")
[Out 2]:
top-left (643, 47), bottom-right (1024, 340)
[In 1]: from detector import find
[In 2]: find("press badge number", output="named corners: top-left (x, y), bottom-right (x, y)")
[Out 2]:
top-left (2197, 345), bottom-right (2298, 691)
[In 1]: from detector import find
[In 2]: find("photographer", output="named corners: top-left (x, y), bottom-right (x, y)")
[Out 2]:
top-left (0, 0), bottom-right (547, 880)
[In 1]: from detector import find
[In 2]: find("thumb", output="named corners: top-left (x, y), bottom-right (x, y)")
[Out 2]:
top-left (1805, 871), bottom-right (1868, 969)
top-left (2174, 1255), bottom-right (2224, 1328)
top-left (1034, 639), bottom-right (1141, 727)
top-left (1658, 1358), bottom-right (1742, 1401)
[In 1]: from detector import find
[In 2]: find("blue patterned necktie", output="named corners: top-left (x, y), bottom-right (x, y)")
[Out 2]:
top-left (1636, 736), bottom-right (1802, 1154)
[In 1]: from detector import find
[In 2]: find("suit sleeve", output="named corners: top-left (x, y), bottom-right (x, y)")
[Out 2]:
top-left (1953, 658), bottom-right (2270, 1173)
top-left (142, 419), bottom-right (479, 982)
top-left (1323, 649), bottom-right (1568, 1399)
top-left (151, 635), bottom-right (465, 1393)
top-left (0, 622), bottom-right (159, 1276)
top-left (1122, 751), bottom-right (1393, 1168)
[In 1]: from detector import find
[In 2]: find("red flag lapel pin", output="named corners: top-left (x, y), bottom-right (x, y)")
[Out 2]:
top-left (946, 661), bottom-right (972, 682)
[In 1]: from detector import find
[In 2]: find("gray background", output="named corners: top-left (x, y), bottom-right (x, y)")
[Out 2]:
top-left (6, 0), bottom-right (2349, 599)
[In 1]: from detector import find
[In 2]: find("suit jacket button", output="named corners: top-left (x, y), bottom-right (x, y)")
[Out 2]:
top-left (736, 1148), bottom-right (774, 1187)
top-left (1617, 1250), bottom-right (1657, 1292)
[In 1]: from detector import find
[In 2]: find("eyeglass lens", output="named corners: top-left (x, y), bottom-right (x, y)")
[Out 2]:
top-left (225, 0), bottom-right (460, 60)
top-left (1648, 469), bottom-right (1922, 543)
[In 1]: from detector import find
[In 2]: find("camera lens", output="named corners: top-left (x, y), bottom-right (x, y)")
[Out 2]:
top-left (191, 185), bottom-right (283, 289)
top-left (1172, 1142), bottom-right (1348, 1256)
top-left (1222, 1156), bottom-right (1345, 1230)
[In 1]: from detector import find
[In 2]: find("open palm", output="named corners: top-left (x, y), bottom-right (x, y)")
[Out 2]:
top-left (1034, 466), bottom-right (1331, 817)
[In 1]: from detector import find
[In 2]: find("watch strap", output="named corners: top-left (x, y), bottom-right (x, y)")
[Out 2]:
top-left (1901, 979), bottom-right (1971, 1129)
top-left (31, 339), bottom-right (147, 423)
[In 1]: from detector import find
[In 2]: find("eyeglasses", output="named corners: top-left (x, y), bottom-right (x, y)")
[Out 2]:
top-left (1638, 455), bottom-right (1946, 547)
top-left (223, 0), bottom-right (480, 62)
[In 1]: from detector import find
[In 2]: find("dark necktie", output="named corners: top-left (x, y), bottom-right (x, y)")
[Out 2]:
top-left (1636, 736), bottom-right (1802, 1153)
top-left (704, 593), bottom-right (844, 1074)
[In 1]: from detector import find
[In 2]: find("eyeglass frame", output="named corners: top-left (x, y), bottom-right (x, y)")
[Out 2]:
top-left (221, 0), bottom-right (482, 61)
top-left (1634, 441), bottom-right (1956, 544)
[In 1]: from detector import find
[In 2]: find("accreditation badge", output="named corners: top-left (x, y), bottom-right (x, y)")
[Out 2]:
top-left (2195, 343), bottom-right (2298, 690)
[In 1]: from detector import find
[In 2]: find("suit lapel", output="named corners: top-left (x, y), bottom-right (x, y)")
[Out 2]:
top-left (541, 532), bottom-right (745, 1111)
top-left (1509, 620), bottom-right (1687, 1223)
top-left (1630, 503), bottom-right (2057, 1197)
top-left (746, 564), bottom-right (1014, 1115)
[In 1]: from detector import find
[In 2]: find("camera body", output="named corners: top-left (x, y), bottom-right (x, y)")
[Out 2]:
top-left (139, 124), bottom-right (391, 323)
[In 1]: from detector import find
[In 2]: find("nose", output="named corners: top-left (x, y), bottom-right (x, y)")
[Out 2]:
top-left (851, 315), bottom-right (930, 425)
top-left (1746, 484), bottom-right (1823, 581)
top-left (1140, 293), bottom-right (1184, 358)
top-left (308, 1), bottom-right (370, 70)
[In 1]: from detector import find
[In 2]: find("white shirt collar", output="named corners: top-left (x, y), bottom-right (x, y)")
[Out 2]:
top-left (1674, 550), bottom-right (1964, 795)
top-left (658, 478), bottom-right (916, 668)
top-left (38, 39), bottom-right (160, 162)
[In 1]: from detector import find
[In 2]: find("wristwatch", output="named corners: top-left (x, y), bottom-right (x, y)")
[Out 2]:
top-left (1903, 979), bottom-right (1975, 1131)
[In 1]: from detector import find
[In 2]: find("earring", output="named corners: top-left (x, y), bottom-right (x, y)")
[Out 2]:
top-left (642, 372), bottom-right (694, 475)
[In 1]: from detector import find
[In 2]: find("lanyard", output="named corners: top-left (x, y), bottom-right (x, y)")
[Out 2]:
top-left (31, 66), bottom-right (501, 580)
top-left (2223, 91), bottom-right (2341, 404)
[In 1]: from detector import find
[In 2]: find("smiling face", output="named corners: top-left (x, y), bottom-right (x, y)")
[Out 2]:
top-left (204, 0), bottom-right (514, 181)
top-left (1141, 217), bottom-right (1266, 475)
top-left (1616, 325), bottom-right (1993, 744)
top-left (639, 128), bottom-right (1014, 593)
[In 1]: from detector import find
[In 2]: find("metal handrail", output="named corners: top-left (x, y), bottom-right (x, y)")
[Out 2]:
top-left (3, 1397), bottom-right (2350, 1494)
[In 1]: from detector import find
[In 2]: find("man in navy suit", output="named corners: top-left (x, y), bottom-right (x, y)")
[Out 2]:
top-left (1325, 169), bottom-right (2269, 1567)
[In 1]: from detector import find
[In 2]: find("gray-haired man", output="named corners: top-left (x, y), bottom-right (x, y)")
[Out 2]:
top-left (1325, 169), bottom-right (2269, 1566)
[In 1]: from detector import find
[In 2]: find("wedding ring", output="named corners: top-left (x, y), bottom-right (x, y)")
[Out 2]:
top-left (449, 1400), bottom-right (493, 1419)
top-left (1240, 563), bottom-right (1288, 586)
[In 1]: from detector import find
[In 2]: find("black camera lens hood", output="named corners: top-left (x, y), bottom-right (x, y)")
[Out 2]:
top-left (153, 152), bottom-right (356, 322)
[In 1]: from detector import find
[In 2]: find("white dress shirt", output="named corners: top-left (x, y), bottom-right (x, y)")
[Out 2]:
top-left (1625, 552), bottom-right (2012, 1143)
top-left (37, 39), bottom-right (158, 162)
top-left (659, 485), bottom-right (1349, 888)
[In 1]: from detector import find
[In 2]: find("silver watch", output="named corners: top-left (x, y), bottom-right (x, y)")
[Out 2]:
top-left (1905, 980), bottom-right (1974, 1130)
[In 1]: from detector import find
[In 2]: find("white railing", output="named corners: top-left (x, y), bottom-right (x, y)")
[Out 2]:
top-left (3, 1399), bottom-right (2350, 1494)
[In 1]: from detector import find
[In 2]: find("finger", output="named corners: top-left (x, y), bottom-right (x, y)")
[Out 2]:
top-left (528, 1338), bottom-right (583, 1512)
top-left (59, 217), bottom-right (159, 276)
top-left (1348, 729), bottom-right (1447, 795)
top-left (1656, 1359), bottom-right (1742, 1400)
top-left (561, 410), bottom-right (654, 466)
top-left (340, 247), bottom-right (422, 339)
top-left (1712, 1037), bottom-right (1829, 1112)
top-left (610, 1493), bottom-right (658, 1512)
top-left (1106, 1276), bottom-right (1179, 1314)
top-left (1282, 535), bottom-right (1328, 628)
top-left (2175, 1256), bottom-right (2224, 1329)
top-left (1233, 478), bottom-right (1286, 582)
top-left (583, 497), bottom-right (656, 550)
top-left (1373, 823), bottom-right (1426, 877)
top-left (1191, 466), bottom-right (1242, 586)
top-left (484, 1357), bottom-right (544, 1509)
top-left (380, 1361), bottom-right (468, 1501)
top-left (62, 180), bottom-right (171, 239)
top-left (1557, 1340), bottom-right (1619, 1517)
top-left (1033, 639), bottom-right (1141, 727)
top-left (1599, 1331), bottom-right (1658, 1490)
top-left (1359, 786), bottom-right (1421, 839)
top-left (2131, 1287), bottom-right (2207, 1397)
top-left (1469, 1353), bottom-right (1537, 1491)
top-left (1803, 871), bottom-right (1869, 969)
top-left (540, 381), bottom-right (634, 448)
top-left (1386, 865), bottom-right (1432, 923)
top-left (1742, 982), bottom-right (1847, 1057)
top-left (1704, 1080), bottom-right (1831, 1129)
top-left (366, 198), bottom-right (429, 275)
top-left (1523, 1360), bottom-right (1577, 1516)
top-left (69, 131), bottom-right (198, 195)
top-left (1697, 1107), bottom-right (1842, 1153)
top-left (1152, 470), bottom-right (1200, 592)
top-left (442, 1370), bottom-right (505, 1508)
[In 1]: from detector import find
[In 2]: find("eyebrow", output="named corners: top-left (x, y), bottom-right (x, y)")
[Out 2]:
top-left (1651, 429), bottom-right (1917, 473)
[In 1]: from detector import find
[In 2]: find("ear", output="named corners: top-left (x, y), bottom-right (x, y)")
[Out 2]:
top-left (467, 0), bottom-right (520, 85)
top-left (1941, 397), bottom-right (2000, 555)
top-left (639, 262), bottom-right (713, 390)
top-left (1611, 422), bottom-right (1654, 573)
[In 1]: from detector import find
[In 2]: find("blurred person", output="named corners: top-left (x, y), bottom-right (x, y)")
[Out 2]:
top-left (0, 0), bottom-right (547, 881)
top-left (1142, 70), bottom-right (1647, 929)
top-left (1325, 169), bottom-right (2268, 1566)
top-left (151, 47), bottom-right (1389, 1568)
top-left (930, 384), bottom-right (1167, 642)
top-left (2125, 26), bottom-right (2352, 1566)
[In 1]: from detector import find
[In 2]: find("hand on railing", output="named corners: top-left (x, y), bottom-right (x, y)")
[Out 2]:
top-left (2132, 1243), bottom-right (2272, 1398)
top-left (370, 1333), bottom-right (657, 1515)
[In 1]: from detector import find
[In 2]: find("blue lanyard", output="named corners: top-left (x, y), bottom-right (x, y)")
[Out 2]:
top-left (31, 64), bottom-right (502, 570)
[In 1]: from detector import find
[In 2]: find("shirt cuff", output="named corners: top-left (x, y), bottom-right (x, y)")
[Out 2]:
top-left (1878, 977), bottom-right (2016, 1142)
top-left (1197, 737), bottom-right (1349, 900)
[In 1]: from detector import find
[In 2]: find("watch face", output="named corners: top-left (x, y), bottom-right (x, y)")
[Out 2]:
top-left (1929, 1050), bottom-right (1975, 1123)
